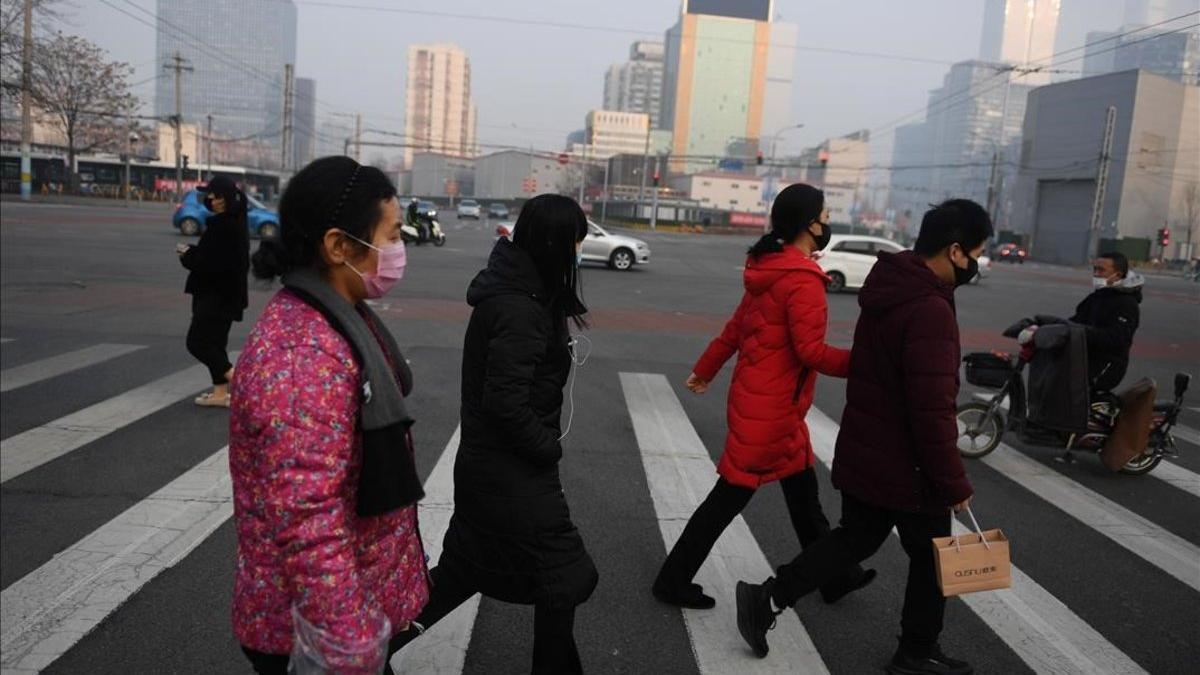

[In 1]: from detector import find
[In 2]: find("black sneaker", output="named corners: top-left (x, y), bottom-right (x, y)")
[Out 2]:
top-left (819, 567), bottom-right (878, 605)
top-left (653, 580), bottom-right (716, 609)
top-left (886, 644), bottom-right (973, 675)
top-left (735, 579), bottom-right (781, 659)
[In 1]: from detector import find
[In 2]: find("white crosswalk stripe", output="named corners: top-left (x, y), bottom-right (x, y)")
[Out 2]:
top-left (0, 447), bottom-right (232, 674)
top-left (620, 372), bottom-right (829, 674)
top-left (0, 343), bottom-right (145, 393)
top-left (807, 408), bottom-right (1148, 675)
top-left (392, 427), bottom-right (479, 675)
top-left (981, 443), bottom-right (1200, 591)
top-left (971, 392), bottom-right (1200, 499)
top-left (0, 357), bottom-right (234, 483)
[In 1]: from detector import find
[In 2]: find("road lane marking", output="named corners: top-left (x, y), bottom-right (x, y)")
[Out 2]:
top-left (620, 372), bottom-right (829, 674)
top-left (0, 343), bottom-right (145, 393)
top-left (807, 408), bottom-right (1147, 675)
top-left (0, 338), bottom-right (13, 344)
top-left (970, 393), bottom-right (1200, 499)
top-left (0, 357), bottom-right (235, 483)
top-left (981, 442), bottom-right (1200, 592)
top-left (0, 447), bottom-right (233, 674)
top-left (392, 427), bottom-right (480, 675)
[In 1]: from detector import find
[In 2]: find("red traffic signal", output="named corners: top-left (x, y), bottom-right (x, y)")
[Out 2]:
top-left (1158, 228), bottom-right (1170, 247)
top-left (557, 153), bottom-right (569, 166)
top-left (652, 170), bottom-right (660, 186)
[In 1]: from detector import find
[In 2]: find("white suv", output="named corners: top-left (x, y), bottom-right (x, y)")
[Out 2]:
top-left (456, 199), bottom-right (481, 220)
top-left (814, 235), bottom-right (905, 292)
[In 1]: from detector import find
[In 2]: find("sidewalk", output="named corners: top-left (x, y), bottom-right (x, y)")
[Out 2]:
top-left (2, 194), bottom-right (174, 212)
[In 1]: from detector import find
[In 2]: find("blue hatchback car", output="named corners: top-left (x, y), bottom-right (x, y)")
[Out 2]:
top-left (172, 189), bottom-right (280, 239)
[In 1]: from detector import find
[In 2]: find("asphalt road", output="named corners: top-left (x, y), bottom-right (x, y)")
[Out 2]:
top-left (1, 199), bottom-right (1198, 675)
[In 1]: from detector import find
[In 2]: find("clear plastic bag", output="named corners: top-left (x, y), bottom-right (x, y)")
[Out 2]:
top-left (288, 604), bottom-right (392, 675)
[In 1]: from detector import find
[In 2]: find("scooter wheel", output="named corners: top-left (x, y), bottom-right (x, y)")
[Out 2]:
top-left (956, 402), bottom-right (1003, 458)
top-left (434, 236), bottom-right (446, 247)
top-left (1119, 452), bottom-right (1162, 475)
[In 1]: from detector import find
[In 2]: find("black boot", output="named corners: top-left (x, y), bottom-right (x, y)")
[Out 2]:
top-left (652, 579), bottom-right (716, 609)
top-left (819, 566), bottom-right (878, 605)
top-left (886, 643), bottom-right (973, 675)
top-left (735, 578), bottom-right (781, 659)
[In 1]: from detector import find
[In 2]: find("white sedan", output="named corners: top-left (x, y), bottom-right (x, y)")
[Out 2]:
top-left (496, 220), bottom-right (651, 271)
top-left (814, 235), bottom-right (905, 292)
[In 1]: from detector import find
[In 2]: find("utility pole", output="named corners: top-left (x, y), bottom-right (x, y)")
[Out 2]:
top-left (1088, 106), bottom-right (1117, 260)
top-left (600, 157), bottom-right (610, 225)
top-left (985, 148), bottom-right (1000, 220)
top-left (205, 114), bottom-right (213, 180)
top-left (164, 51), bottom-right (193, 200)
top-left (281, 63), bottom-right (294, 172)
top-left (353, 113), bottom-right (362, 162)
top-left (123, 109), bottom-right (133, 208)
top-left (649, 155), bottom-right (661, 231)
top-left (636, 123), bottom-right (651, 219)
top-left (577, 143), bottom-right (588, 205)
top-left (19, 0), bottom-right (33, 201)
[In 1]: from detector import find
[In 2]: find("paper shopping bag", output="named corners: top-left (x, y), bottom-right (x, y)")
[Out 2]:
top-left (931, 508), bottom-right (1011, 597)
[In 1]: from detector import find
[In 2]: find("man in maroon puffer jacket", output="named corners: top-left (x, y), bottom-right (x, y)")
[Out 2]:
top-left (736, 199), bottom-right (992, 675)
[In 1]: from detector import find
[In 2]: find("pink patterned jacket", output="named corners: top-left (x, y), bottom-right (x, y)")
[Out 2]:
top-left (229, 289), bottom-right (429, 655)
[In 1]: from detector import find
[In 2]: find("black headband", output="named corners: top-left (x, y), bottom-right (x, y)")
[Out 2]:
top-left (327, 163), bottom-right (363, 229)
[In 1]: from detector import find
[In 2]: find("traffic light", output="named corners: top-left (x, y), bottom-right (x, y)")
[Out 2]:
top-left (182, 154), bottom-right (189, 170)
top-left (652, 169), bottom-right (660, 187)
top-left (1158, 227), bottom-right (1170, 247)
top-left (756, 151), bottom-right (764, 166)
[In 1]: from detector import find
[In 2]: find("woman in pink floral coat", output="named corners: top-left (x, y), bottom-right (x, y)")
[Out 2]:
top-left (229, 157), bottom-right (428, 674)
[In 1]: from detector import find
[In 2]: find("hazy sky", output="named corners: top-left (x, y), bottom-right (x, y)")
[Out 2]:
top-left (65, 0), bottom-right (1133, 161)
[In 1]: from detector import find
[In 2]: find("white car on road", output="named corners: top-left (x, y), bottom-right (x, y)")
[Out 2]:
top-left (456, 199), bottom-right (481, 220)
top-left (496, 220), bottom-right (651, 270)
top-left (814, 235), bottom-right (905, 292)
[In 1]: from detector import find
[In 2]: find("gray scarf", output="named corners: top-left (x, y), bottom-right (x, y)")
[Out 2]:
top-left (282, 267), bottom-right (424, 515)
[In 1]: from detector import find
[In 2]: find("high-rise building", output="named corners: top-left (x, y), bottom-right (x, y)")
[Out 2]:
top-left (979, 0), bottom-right (1061, 84)
top-left (1123, 0), bottom-right (1196, 25)
top-left (315, 115), bottom-right (354, 159)
top-left (660, 1), bottom-right (797, 173)
top-left (404, 44), bottom-right (477, 168)
top-left (154, 0), bottom-right (297, 167)
top-left (603, 41), bottom-right (666, 129)
top-left (888, 122), bottom-right (934, 232)
top-left (567, 110), bottom-right (651, 161)
top-left (1083, 27), bottom-right (1199, 85)
top-left (292, 77), bottom-right (317, 168)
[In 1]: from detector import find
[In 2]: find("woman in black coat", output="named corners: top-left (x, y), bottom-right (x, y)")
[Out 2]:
top-left (397, 194), bottom-right (597, 673)
top-left (177, 175), bottom-right (249, 407)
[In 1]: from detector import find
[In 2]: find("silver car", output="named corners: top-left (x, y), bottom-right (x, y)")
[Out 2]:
top-left (456, 199), bottom-right (481, 220)
top-left (495, 220), bottom-right (651, 271)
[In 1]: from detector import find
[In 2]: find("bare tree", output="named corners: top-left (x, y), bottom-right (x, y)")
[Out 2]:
top-left (0, 0), bottom-right (67, 106)
top-left (27, 32), bottom-right (138, 185)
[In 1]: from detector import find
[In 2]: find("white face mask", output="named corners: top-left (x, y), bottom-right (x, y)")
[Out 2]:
top-left (1092, 275), bottom-right (1111, 290)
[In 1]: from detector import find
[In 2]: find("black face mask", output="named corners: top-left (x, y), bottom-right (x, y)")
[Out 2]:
top-left (951, 247), bottom-right (978, 288)
top-left (809, 221), bottom-right (832, 251)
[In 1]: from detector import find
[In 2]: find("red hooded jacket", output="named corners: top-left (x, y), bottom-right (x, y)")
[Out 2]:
top-left (693, 247), bottom-right (850, 489)
top-left (831, 250), bottom-right (974, 514)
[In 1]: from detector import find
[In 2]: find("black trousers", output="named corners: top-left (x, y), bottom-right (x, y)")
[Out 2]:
top-left (657, 468), bottom-right (861, 594)
top-left (186, 311), bottom-right (233, 385)
top-left (771, 492), bottom-right (952, 654)
top-left (240, 646), bottom-right (288, 675)
top-left (411, 558), bottom-right (583, 674)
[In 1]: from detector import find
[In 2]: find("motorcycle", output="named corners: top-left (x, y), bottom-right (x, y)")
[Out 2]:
top-left (401, 214), bottom-right (446, 247)
top-left (956, 318), bottom-right (1191, 475)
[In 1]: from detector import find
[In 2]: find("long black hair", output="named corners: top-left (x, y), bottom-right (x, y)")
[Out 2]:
top-left (511, 194), bottom-right (589, 327)
top-left (747, 183), bottom-right (825, 258)
top-left (251, 156), bottom-right (398, 281)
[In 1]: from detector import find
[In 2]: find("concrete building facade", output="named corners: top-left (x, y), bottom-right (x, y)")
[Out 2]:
top-left (409, 152), bottom-right (475, 198)
top-left (568, 110), bottom-right (652, 161)
top-left (292, 77), bottom-right (317, 168)
top-left (404, 44), bottom-right (477, 167)
top-left (475, 150), bottom-right (569, 201)
top-left (672, 171), bottom-right (768, 212)
top-left (1084, 27), bottom-right (1199, 85)
top-left (1012, 69), bottom-right (1200, 264)
top-left (603, 41), bottom-right (666, 129)
top-left (797, 130), bottom-right (870, 225)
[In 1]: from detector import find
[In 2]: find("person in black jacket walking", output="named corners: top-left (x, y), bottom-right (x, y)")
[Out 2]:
top-left (178, 175), bottom-right (250, 407)
top-left (393, 194), bottom-right (597, 674)
top-left (1071, 251), bottom-right (1143, 392)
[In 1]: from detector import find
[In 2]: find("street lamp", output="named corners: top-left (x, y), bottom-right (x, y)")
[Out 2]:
top-left (762, 123), bottom-right (804, 228)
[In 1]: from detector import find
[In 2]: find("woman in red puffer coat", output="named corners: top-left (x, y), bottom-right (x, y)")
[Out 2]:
top-left (652, 183), bottom-right (876, 609)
